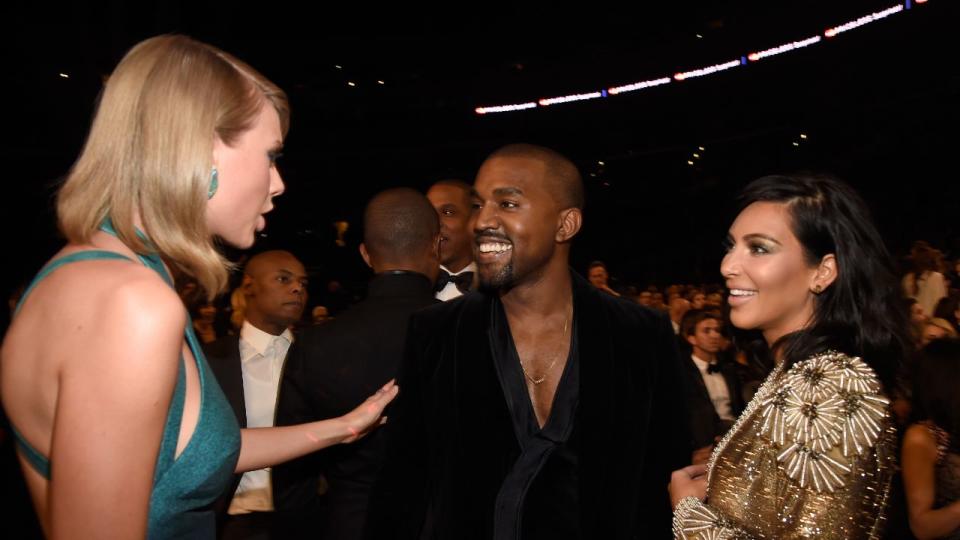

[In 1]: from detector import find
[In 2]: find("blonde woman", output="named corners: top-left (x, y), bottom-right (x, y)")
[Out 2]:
top-left (0, 35), bottom-right (396, 539)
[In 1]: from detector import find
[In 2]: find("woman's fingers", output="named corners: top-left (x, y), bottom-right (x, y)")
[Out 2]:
top-left (682, 463), bottom-right (708, 478)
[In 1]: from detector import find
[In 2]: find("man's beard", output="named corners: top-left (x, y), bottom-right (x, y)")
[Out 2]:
top-left (478, 260), bottom-right (515, 292)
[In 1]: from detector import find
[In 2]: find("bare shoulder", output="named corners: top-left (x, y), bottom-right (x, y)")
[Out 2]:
top-left (42, 253), bottom-right (182, 321)
top-left (903, 423), bottom-right (938, 457)
top-left (33, 256), bottom-right (187, 375)
top-left (2, 249), bottom-right (188, 471)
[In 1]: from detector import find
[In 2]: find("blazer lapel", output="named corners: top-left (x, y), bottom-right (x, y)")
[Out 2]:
top-left (684, 357), bottom-right (711, 399)
top-left (452, 293), bottom-right (515, 442)
top-left (227, 337), bottom-right (247, 428)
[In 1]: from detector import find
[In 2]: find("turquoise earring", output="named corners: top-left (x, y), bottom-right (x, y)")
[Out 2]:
top-left (208, 167), bottom-right (219, 199)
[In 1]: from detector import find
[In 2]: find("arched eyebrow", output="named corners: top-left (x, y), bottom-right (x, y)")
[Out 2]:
top-left (742, 233), bottom-right (782, 245)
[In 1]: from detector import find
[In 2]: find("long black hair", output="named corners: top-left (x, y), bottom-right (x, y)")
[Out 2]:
top-left (913, 339), bottom-right (960, 452)
top-left (734, 174), bottom-right (912, 393)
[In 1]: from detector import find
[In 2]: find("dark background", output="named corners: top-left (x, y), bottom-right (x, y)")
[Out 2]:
top-left (4, 0), bottom-right (959, 303)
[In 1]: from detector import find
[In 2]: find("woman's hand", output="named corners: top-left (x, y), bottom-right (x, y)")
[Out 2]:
top-left (339, 380), bottom-right (399, 444)
top-left (669, 464), bottom-right (708, 509)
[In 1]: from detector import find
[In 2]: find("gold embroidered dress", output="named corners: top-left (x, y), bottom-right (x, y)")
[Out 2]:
top-left (673, 351), bottom-right (897, 539)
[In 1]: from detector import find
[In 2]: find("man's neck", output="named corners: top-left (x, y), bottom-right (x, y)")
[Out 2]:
top-left (500, 260), bottom-right (573, 321)
top-left (244, 314), bottom-right (286, 336)
top-left (693, 348), bottom-right (717, 364)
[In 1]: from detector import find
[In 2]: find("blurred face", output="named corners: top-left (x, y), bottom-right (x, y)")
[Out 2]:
top-left (427, 183), bottom-right (475, 271)
top-left (244, 253), bottom-right (308, 333)
top-left (691, 293), bottom-right (706, 310)
top-left (687, 318), bottom-right (722, 356)
top-left (208, 101), bottom-right (285, 248)
top-left (638, 291), bottom-right (652, 306)
top-left (720, 202), bottom-right (820, 344)
top-left (669, 295), bottom-right (691, 319)
top-left (588, 266), bottom-right (609, 288)
top-left (910, 302), bottom-right (928, 325)
top-left (196, 303), bottom-right (216, 323)
top-left (705, 292), bottom-right (723, 307)
top-left (470, 156), bottom-right (564, 291)
top-left (312, 306), bottom-right (330, 325)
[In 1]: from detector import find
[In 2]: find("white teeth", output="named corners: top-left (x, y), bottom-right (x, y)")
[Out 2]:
top-left (479, 242), bottom-right (513, 253)
top-left (729, 289), bottom-right (758, 297)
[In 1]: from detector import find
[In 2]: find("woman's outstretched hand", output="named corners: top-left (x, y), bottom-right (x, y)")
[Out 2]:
top-left (339, 379), bottom-right (399, 444)
top-left (669, 463), bottom-right (708, 509)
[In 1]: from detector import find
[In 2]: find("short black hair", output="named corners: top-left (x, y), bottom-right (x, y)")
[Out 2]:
top-left (680, 308), bottom-right (722, 337)
top-left (486, 143), bottom-right (584, 209)
top-left (587, 260), bottom-right (607, 272)
top-left (363, 188), bottom-right (439, 261)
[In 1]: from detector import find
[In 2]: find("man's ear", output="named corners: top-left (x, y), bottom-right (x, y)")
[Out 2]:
top-left (241, 274), bottom-right (254, 296)
top-left (359, 243), bottom-right (373, 269)
top-left (556, 208), bottom-right (583, 243)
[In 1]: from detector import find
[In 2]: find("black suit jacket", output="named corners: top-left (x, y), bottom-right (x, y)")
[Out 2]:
top-left (205, 336), bottom-right (247, 429)
top-left (204, 331), bottom-right (293, 536)
top-left (367, 271), bottom-right (691, 539)
top-left (678, 354), bottom-right (745, 449)
top-left (203, 335), bottom-right (250, 531)
top-left (274, 271), bottom-right (439, 540)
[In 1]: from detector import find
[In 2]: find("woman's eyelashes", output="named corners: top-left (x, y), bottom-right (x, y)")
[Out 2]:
top-left (724, 236), bottom-right (776, 255)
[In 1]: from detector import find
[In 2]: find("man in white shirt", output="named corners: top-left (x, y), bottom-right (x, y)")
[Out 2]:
top-left (205, 250), bottom-right (308, 539)
top-left (427, 179), bottom-right (476, 300)
top-left (678, 309), bottom-right (744, 460)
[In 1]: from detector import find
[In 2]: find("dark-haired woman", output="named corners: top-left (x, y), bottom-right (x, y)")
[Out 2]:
top-left (902, 339), bottom-right (960, 539)
top-left (670, 174), bottom-right (912, 539)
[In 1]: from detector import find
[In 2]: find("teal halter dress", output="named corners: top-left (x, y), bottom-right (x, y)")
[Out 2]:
top-left (8, 224), bottom-right (241, 539)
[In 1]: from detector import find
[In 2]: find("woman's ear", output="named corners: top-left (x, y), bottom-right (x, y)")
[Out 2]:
top-left (811, 254), bottom-right (838, 294)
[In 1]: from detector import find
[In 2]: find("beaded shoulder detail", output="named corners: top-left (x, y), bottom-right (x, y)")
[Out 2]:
top-left (758, 350), bottom-right (889, 493)
top-left (673, 497), bottom-right (747, 540)
top-left (919, 421), bottom-right (951, 465)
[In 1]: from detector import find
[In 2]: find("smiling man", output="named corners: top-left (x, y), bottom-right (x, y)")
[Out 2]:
top-left (204, 249), bottom-right (308, 539)
top-left (427, 179), bottom-right (477, 300)
top-left (369, 144), bottom-right (690, 539)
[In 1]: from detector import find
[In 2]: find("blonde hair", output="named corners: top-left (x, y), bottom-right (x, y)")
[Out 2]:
top-left (57, 34), bottom-right (289, 299)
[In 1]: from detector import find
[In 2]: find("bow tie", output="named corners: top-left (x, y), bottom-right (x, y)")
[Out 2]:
top-left (436, 269), bottom-right (474, 294)
top-left (706, 362), bottom-right (722, 374)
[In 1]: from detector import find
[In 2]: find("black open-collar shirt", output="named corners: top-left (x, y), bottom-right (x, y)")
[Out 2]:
top-left (489, 297), bottom-right (581, 540)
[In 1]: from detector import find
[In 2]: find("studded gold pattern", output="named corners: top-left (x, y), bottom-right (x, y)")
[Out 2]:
top-left (674, 351), bottom-right (897, 539)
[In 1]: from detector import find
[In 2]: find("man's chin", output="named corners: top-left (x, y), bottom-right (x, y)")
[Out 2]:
top-left (477, 264), bottom-right (514, 292)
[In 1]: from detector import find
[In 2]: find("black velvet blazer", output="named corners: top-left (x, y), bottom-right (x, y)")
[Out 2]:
top-left (367, 271), bottom-right (691, 539)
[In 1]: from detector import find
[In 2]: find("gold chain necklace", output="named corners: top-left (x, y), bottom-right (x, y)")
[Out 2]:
top-left (519, 315), bottom-right (569, 385)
